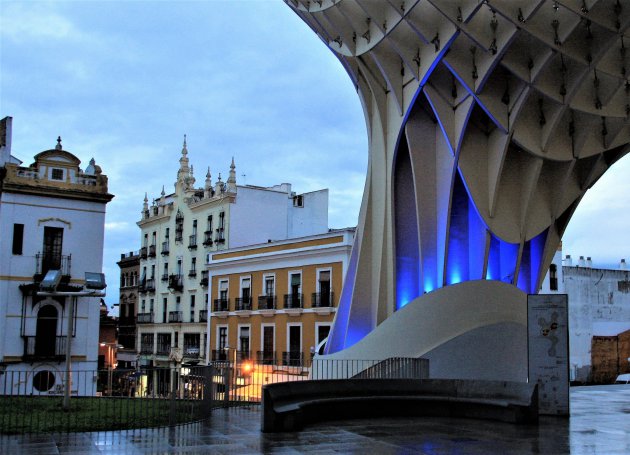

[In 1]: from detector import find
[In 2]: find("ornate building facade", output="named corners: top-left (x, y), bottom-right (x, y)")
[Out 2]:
top-left (135, 139), bottom-right (329, 370)
top-left (0, 116), bottom-right (113, 395)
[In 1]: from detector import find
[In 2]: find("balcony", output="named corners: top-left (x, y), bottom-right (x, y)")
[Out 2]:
top-left (174, 228), bottom-right (183, 243)
top-left (257, 351), bottom-right (276, 365)
top-left (161, 241), bottom-right (170, 256)
top-left (140, 246), bottom-right (148, 259)
top-left (34, 253), bottom-right (71, 282)
top-left (200, 271), bottom-right (209, 287)
top-left (145, 278), bottom-right (155, 292)
top-left (161, 273), bottom-right (169, 282)
top-left (213, 298), bottom-right (229, 312)
top-left (284, 294), bottom-right (303, 309)
top-left (188, 235), bottom-right (198, 250)
top-left (139, 344), bottom-right (154, 355)
top-left (137, 312), bottom-right (154, 324)
top-left (236, 351), bottom-right (251, 362)
top-left (199, 310), bottom-right (208, 322)
top-left (215, 227), bottom-right (225, 244)
top-left (203, 230), bottom-right (213, 246)
top-left (311, 292), bottom-right (334, 308)
top-left (188, 269), bottom-right (197, 278)
top-left (168, 274), bottom-right (183, 292)
top-left (258, 295), bottom-right (276, 310)
top-left (156, 344), bottom-right (171, 356)
top-left (148, 244), bottom-right (156, 258)
top-left (282, 351), bottom-right (304, 367)
top-left (23, 336), bottom-right (66, 360)
top-left (235, 297), bottom-right (252, 311)
top-left (212, 350), bottom-right (228, 361)
top-left (168, 311), bottom-right (183, 323)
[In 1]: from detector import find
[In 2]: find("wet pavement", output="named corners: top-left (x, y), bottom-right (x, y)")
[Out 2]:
top-left (1, 385), bottom-right (629, 454)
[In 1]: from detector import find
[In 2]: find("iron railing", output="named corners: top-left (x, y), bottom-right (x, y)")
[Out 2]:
top-left (34, 253), bottom-right (71, 278)
top-left (161, 241), bottom-right (169, 256)
top-left (200, 271), bottom-right (209, 287)
top-left (148, 245), bottom-right (156, 257)
top-left (168, 311), bottom-right (183, 323)
top-left (0, 358), bottom-right (428, 434)
top-left (199, 310), bottom-right (208, 322)
top-left (235, 297), bottom-right (252, 311)
top-left (188, 235), bottom-right (197, 250)
top-left (213, 299), bottom-right (229, 312)
top-left (203, 231), bottom-right (213, 246)
top-left (137, 312), bottom-right (154, 324)
top-left (23, 336), bottom-right (66, 359)
top-left (311, 292), bottom-right (334, 308)
top-left (168, 274), bottom-right (183, 292)
top-left (258, 295), bottom-right (276, 310)
top-left (140, 247), bottom-right (148, 259)
top-left (283, 294), bottom-right (303, 309)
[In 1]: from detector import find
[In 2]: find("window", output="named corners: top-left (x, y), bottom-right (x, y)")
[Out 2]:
top-left (151, 231), bottom-right (156, 245)
top-left (549, 264), bottom-right (558, 291)
top-left (150, 264), bottom-right (155, 279)
top-left (141, 300), bottom-right (146, 312)
top-left (192, 219), bottom-right (197, 235)
top-left (143, 233), bottom-right (148, 247)
top-left (51, 168), bottom-right (64, 180)
top-left (219, 212), bottom-right (225, 229)
top-left (218, 327), bottom-right (228, 351)
top-left (241, 277), bottom-right (251, 302)
top-left (12, 224), bottom-right (24, 255)
top-left (293, 194), bottom-right (304, 207)
top-left (317, 270), bottom-right (331, 307)
top-left (42, 227), bottom-right (63, 274)
top-left (219, 280), bottom-right (228, 301)
top-left (265, 276), bottom-right (275, 296)
top-left (165, 227), bottom-right (170, 239)
top-left (149, 299), bottom-right (154, 312)
top-left (239, 326), bottom-right (250, 357)
top-left (207, 215), bottom-right (213, 231)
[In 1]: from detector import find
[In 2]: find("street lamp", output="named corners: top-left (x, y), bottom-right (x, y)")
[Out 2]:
top-left (37, 270), bottom-right (106, 410)
top-left (100, 342), bottom-right (123, 395)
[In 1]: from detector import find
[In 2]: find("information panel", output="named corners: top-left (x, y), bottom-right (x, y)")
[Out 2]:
top-left (527, 294), bottom-right (569, 416)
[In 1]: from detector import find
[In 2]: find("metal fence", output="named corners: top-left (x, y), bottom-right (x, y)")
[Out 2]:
top-left (0, 357), bottom-right (427, 434)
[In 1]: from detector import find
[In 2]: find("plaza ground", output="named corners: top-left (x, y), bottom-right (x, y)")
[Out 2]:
top-left (1, 385), bottom-right (629, 454)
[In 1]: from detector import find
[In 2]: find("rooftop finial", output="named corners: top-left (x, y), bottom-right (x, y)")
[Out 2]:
top-left (161, 185), bottom-right (165, 197)
top-left (56, 136), bottom-right (62, 150)
top-left (227, 156), bottom-right (237, 191)
top-left (182, 134), bottom-right (187, 156)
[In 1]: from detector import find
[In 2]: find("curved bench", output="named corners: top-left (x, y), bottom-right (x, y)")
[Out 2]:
top-left (261, 379), bottom-right (538, 432)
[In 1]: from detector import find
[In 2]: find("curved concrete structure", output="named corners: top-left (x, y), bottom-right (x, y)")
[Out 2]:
top-left (287, 0), bottom-right (630, 360)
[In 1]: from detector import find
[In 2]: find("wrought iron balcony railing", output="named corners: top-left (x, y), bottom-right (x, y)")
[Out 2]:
top-left (235, 297), bottom-right (252, 311)
top-left (161, 273), bottom-right (169, 282)
top-left (311, 292), bottom-right (334, 308)
top-left (148, 244), bottom-right (156, 257)
top-left (168, 274), bottom-right (183, 292)
top-left (145, 278), bottom-right (155, 292)
top-left (283, 294), bottom-right (303, 309)
top-left (139, 344), bottom-right (153, 355)
top-left (213, 298), bottom-right (229, 312)
top-left (168, 311), bottom-right (183, 323)
top-left (183, 346), bottom-right (201, 358)
top-left (256, 351), bottom-right (277, 365)
top-left (161, 241), bottom-right (169, 256)
top-left (34, 253), bottom-right (71, 280)
top-left (23, 336), bottom-right (66, 359)
top-left (282, 351), bottom-right (304, 367)
top-left (257, 295), bottom-right (276, 310)
top-left (203, 230), bottom-right (213, 246)
top-left (156, 344), bottom-right (171, 356)
top-left (140, 246), bottom-right (148, 259)
top-left (137, 312), bottom-right (154, 324)
top-left (188, 235), bottom-right (198, 250)
top-left (199, 309), bottom-right (208, 322)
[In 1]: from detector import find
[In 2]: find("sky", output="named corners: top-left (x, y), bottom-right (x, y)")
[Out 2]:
top-left (2, 1), bottom-right (629, 310)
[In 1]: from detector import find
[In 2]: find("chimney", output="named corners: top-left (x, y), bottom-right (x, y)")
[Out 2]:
top-left (586, 257), bottom-right (592, 268)
top-left (579, 256), bottom-right (586, 267)
top-left (621, 259), bottom-right (627, 270)
top-left (564, 254), bottom-right (572, 266)
top-left (0, 116), bottom-right (12, 166)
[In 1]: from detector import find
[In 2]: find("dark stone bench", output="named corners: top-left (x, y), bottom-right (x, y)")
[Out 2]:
top-left (261, 378), bottom-right (538, 432)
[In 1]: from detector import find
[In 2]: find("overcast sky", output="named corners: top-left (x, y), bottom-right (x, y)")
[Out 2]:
top-left (2, 1), bottom-right (629, 309)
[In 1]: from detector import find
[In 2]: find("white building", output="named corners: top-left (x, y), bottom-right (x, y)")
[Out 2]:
top-left (0, 117), bottom-right (113, 395)
top-left (135, 138), bottom-right (328, 375)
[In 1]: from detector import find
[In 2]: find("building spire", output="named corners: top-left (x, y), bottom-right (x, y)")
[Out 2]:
top-left (56, 136), bottom-right (62, 150)
top-left (204, 166), bottom-right (213, 197)
top-left (227, 156), bottom-right (237, 192)
top-left (176, 135), bottom-right (191, 189)
top-left (142, 192), bottom-right (149, 214)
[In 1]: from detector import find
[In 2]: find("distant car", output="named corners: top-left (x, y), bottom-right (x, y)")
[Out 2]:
top-left (615, 373), bottom-right (630, 384)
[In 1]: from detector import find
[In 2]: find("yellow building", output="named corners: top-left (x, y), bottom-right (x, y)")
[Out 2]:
top-left (206, 229), bottom-right (354, 367)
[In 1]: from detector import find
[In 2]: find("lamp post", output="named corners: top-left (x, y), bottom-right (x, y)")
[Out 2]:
top-left (100, 342), bottom-right (123, 396)
top-left (38, 271), bottom-right (106, 410)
